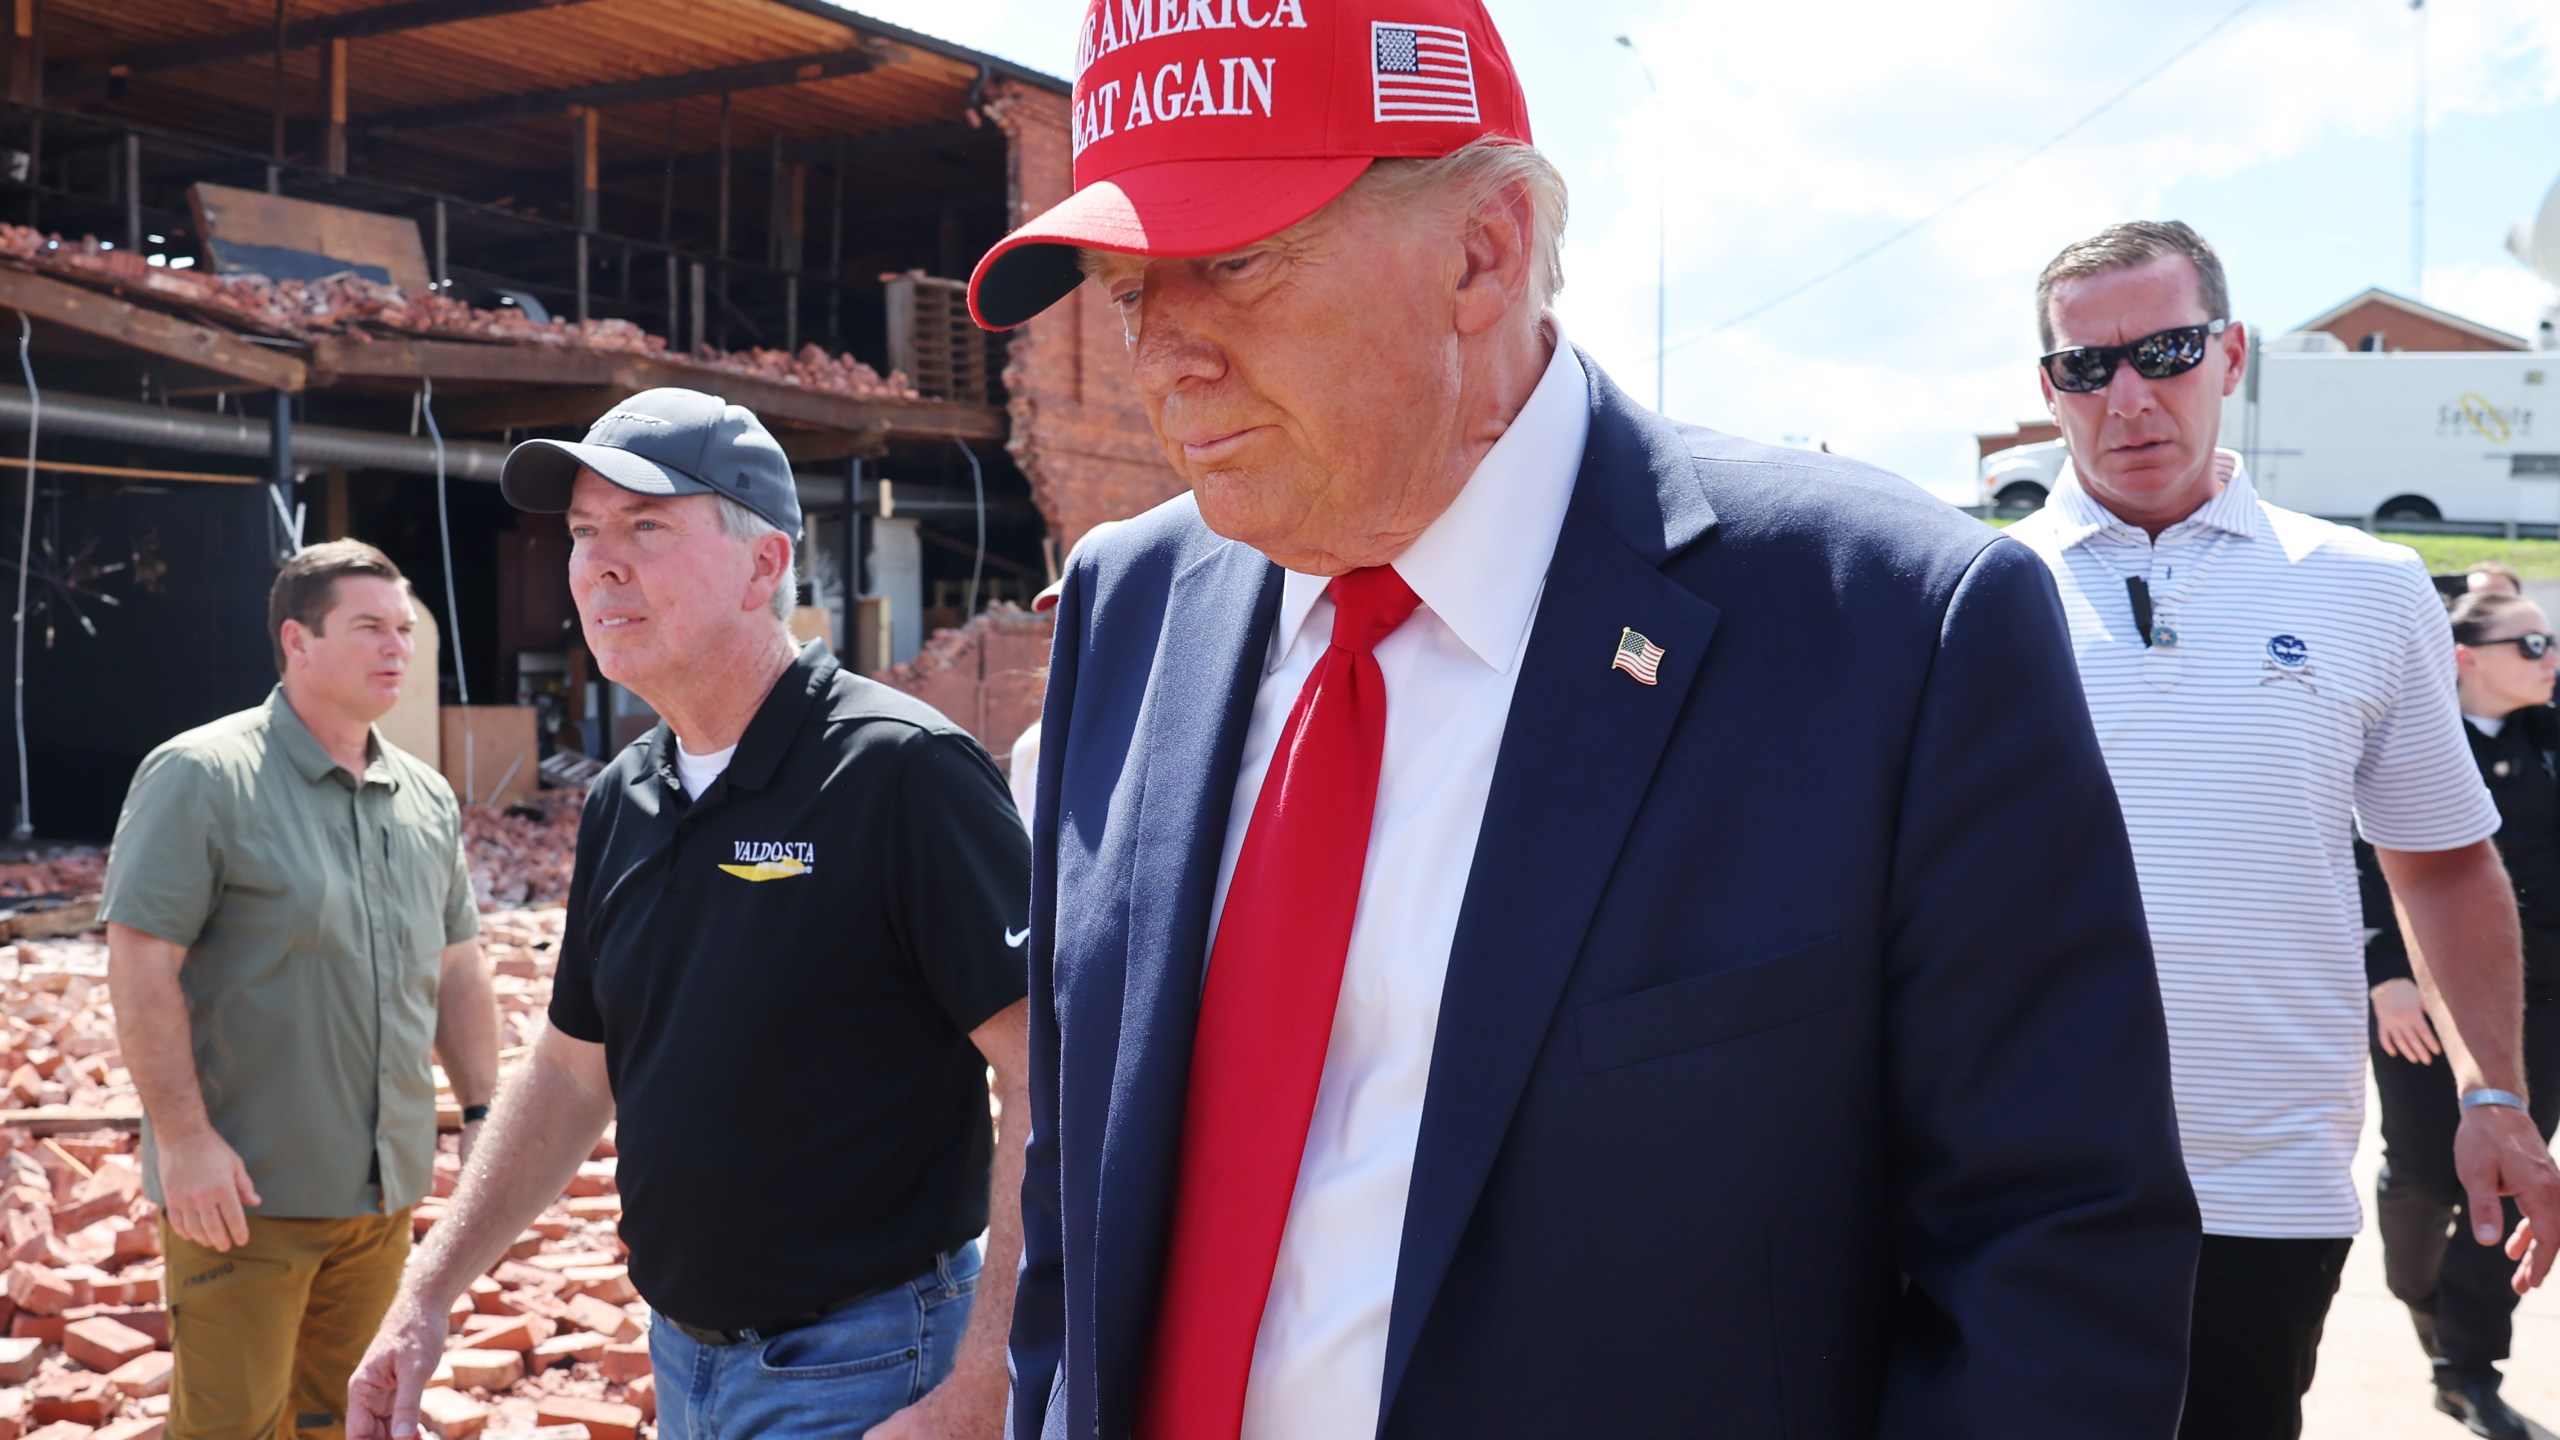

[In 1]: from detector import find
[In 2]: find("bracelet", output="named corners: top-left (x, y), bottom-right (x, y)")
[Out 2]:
top-left (460, 1104), bottom-right (491, 1124)
top-left (2459, 1088), bottom-right (2529, 1113)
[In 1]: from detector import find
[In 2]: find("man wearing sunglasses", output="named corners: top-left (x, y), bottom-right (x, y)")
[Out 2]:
top-left (2007, 220), bottom-right (2560, 1440)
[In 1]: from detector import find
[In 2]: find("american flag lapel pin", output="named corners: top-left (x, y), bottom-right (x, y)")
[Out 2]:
top-left (1612, 627), bottom-right (1665, 685)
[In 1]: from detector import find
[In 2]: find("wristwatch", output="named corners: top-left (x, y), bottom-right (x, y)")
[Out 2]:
top-left (460, 1103), bottom-right (491, 1124)
top-left (2459, 1088), bottom-right (2529, 1113)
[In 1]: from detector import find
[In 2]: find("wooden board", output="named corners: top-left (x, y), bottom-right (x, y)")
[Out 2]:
top-left (0, 266), bottom-right (307, 391)
top-left (306, 336), bottom-right (1007, 441)
top-left (0, 893), bottom-right (100, 941)
top-left (441, 705), bottom-right (540, 809)
top-left (189, 183), bottom-right (435, 294)
top-left (0, 1110), bottom-right (141, 1136)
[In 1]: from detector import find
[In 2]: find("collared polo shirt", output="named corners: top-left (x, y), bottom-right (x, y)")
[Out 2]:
top-left (548, 641), bottom-right (1030, 1331)
top-left (101, 687), bottom-right (478, 1217)
top-left (2009, 454), bottom-right (2495, 1237)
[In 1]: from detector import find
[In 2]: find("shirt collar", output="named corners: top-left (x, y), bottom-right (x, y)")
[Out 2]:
top-left (1267, 318), bottom-right (1589, 673)
top-left (2048, 447), bottom-right (2260, 549)
top-left (643, 641), bottom-right (837, 800)
top-left (265, 686), bottom-right (396, 790)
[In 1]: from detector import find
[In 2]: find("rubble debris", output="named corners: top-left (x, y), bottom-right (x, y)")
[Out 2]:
top-left (464, 794), bottom-right (583, 911)
top-left (3, 908), bottom-right (654, 1439)
top-left (0, 226), bottom-right (922, 406)
top-left (0, 855), bottom-right (104, 904)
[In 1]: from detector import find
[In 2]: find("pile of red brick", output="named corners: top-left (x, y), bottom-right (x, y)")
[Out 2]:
top-left (0, 855), bottom-right (105, 904)
top-left (0, 226), bottom-right (921, 406)
top-left (0, 1125), bottom-right (173, 1440)
top-left (464, 796), bottom-right (584, 911)
top-left (2, 944), bottom-right (122, 1113)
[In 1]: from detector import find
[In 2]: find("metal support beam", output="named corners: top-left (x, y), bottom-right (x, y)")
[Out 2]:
top-left (320, 36), bottom-right (346, 175)
top-left (119, 131), bottom-right (139, 255)
top-left (51, 0), bottom-right (606, 98)
top-left (687, 261), bottom-right (704, 356)
top-left (8, 0), bottom-right (38, 107)
top-left (361, 42), bottom-right (895, 135)
top-left (828, 133), bottom-right (844, 346)
top-left (574, 232), bottom-right (589, 323)
top-left (657, 101), bottom-right (678, 244)
top-left (570, 104), bottom-right (598, 233)
top-left (714, 94), bottom-right (729, 351)
top-left (432, 197), bottom-right (447, 289)
top-left (268, 0), bottom-right (287, 168)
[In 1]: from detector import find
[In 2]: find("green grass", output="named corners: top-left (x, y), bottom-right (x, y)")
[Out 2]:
top-left (2371, 533), bottom-right (2560, 581)
top-left (1978, 518), bottom-right (2560, 579)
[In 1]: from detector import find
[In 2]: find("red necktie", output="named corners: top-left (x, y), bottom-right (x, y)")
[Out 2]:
top-left (1137, 565), bottom-right (1423, 1440)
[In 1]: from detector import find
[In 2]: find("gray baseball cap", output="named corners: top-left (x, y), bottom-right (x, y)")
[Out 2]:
top-left (499, 387), bottom-right (801, 540)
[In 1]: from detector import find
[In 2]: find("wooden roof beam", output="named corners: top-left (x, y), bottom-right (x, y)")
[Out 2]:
top-left (51, 0), bottom-right (607, 98)
top-left (589, 121), bottom-right (996, 190)
top-left (0, 267), bottom-right (307, 392)
top-left (360, 43), bottom-right (903, 136)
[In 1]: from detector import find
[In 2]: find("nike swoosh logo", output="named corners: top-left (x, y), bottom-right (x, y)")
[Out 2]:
top-left (1005, 926), bottom-right (1030, 948)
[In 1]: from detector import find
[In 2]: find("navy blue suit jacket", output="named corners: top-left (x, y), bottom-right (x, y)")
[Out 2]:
top-left (1010, 357), bottom-right (2199, 1438)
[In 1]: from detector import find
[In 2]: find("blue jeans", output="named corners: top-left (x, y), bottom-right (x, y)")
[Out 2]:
top-left (648, 1245), bottom-right (980, 1440)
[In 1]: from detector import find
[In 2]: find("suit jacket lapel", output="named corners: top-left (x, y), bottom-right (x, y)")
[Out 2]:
top-left (1378, 362), bottom-right (1723, 1425)
top-left (1093, 538), bottom-right (1282, 1426)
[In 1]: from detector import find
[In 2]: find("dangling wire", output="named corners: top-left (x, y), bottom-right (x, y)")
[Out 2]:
top-left (422, 377), bottom-right (468, 707)
top-left (10, 311), bottom-right (34, 840)
top-left (954, 438), bottom-right (984, 621)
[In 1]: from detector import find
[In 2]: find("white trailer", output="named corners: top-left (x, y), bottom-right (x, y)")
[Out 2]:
top-left (2224, 341), bottom-right (2554, 527)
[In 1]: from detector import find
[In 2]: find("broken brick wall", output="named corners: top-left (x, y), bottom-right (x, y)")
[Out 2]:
top-left (982, 78), bottom-right (1186, 554)
top-left (876, 605), bottom-right (1054, 761)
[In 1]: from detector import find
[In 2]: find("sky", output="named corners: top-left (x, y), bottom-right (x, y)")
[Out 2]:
top-left (845, 0), bottom-right (2560, 499)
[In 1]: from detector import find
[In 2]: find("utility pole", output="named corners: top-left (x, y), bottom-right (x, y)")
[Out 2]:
top-left (1615, 35), bottom-right (1665, 414)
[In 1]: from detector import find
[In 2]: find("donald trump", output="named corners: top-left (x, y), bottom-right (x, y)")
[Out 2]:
top-left (973, 3), bottom-right (2204, 1436)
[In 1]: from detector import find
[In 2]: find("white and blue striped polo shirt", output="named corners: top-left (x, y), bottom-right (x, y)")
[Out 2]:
top-left (2009, 453), bottom-right (2496, 1238)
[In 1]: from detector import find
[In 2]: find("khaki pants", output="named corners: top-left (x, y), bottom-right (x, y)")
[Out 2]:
top-left (160, 1211), bottom-right (410, 1440)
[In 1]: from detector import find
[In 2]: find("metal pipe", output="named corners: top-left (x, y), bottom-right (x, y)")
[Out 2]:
top-left (0, 386), bottom-right (509, 479)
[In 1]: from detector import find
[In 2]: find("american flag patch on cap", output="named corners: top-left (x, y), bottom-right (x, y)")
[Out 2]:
top-left (1372, 22), bottom-right (1479, 124)
top-left (1612, 627), bottom-right (1665, 685)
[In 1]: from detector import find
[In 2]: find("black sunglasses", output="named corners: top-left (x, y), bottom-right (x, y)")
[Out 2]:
top-left (2041, 320), bottom-right (2228, 394)
top-left (2468, 631), bottom-right (2556, 660)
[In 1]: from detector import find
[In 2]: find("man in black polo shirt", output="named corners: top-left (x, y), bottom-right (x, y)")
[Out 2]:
top-left (348, 389), bottom-right (1031, 1440)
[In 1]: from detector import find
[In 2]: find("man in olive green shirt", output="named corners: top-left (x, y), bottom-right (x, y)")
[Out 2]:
top-left (102, 539), bottom-right (497, 1440)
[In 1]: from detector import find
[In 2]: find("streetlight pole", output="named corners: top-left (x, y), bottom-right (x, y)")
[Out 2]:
top-left (1615, 35), bottom-right (1665, 414)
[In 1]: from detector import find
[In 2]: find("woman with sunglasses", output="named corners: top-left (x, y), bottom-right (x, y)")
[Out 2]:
top-left (2363, 589), bottom-right (2560, 1438)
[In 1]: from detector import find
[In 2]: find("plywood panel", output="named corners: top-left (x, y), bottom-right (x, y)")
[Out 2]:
top-left (189, 182), bottom-right (435, 292)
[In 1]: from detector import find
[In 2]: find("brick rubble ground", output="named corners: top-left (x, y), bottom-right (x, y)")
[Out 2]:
top-left (0, 904), bottom-right (650, 1440)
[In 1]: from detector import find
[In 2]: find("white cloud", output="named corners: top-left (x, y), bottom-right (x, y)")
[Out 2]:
top-left (2425, 263), bottom-right (2556, 342)
top-left (1555, 0), bottom-right (2560, 494)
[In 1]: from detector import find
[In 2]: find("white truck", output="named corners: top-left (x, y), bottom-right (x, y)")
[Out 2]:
top-left (1977, 339), bottom-right (2555, 527)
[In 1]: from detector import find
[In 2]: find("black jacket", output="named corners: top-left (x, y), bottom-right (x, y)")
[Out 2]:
top-left (2362, 705), bottom-right (2560, 1001)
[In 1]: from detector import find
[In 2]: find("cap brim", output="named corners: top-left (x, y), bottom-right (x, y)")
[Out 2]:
top-left (969, 155), bottom-right (1374, 331)
top-left (499, 438), bottom-right (719, 513)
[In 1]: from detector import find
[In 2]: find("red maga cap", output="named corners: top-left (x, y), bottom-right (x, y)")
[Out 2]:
top-left (967, 0), bottom-right (1531, 331)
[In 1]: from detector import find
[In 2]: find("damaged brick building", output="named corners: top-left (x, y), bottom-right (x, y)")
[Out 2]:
top-left (0, 0), bottom-right (1176, 838)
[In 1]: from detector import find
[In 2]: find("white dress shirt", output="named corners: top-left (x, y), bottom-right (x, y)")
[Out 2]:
top-left (1206, 323), bottom-right (1589, 1440)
